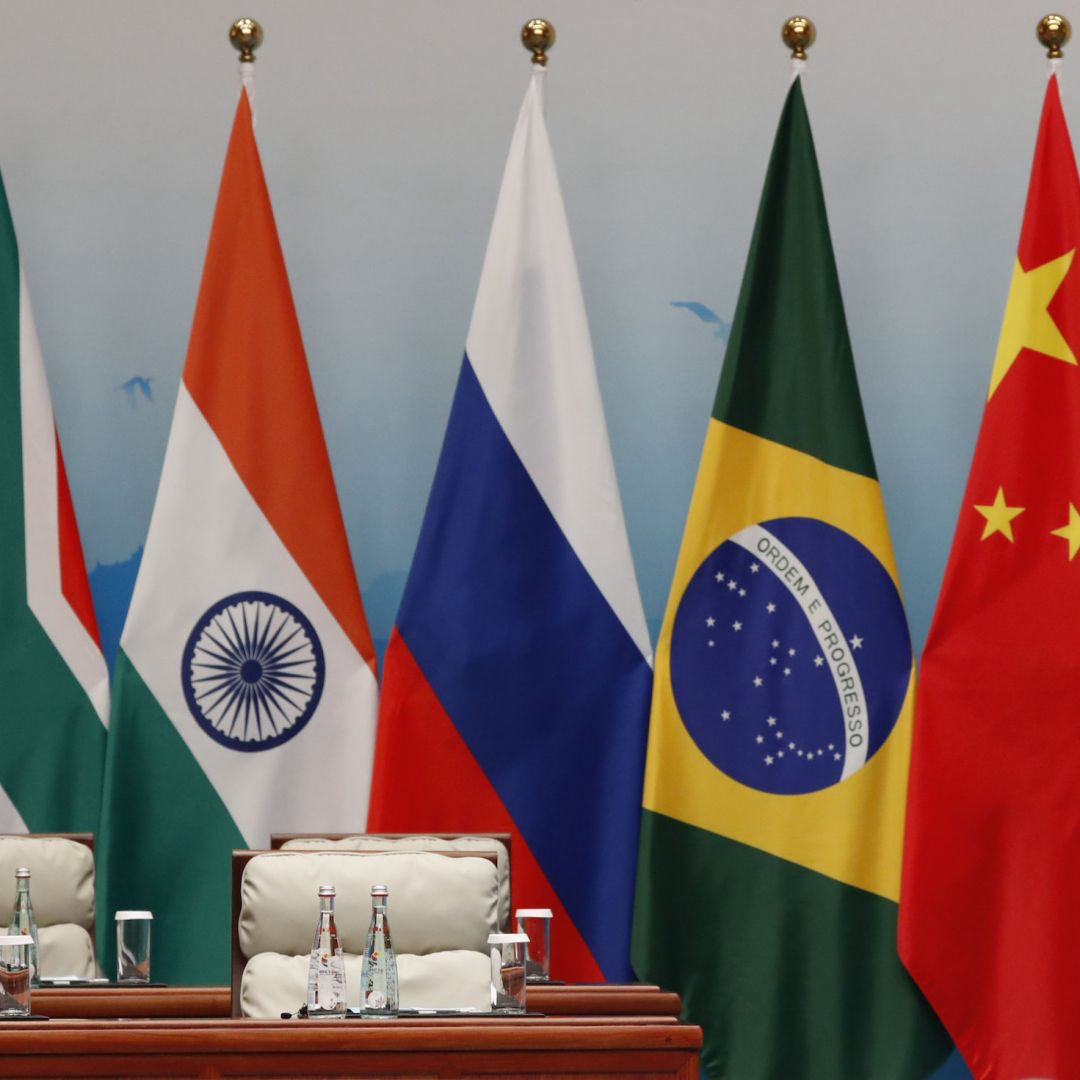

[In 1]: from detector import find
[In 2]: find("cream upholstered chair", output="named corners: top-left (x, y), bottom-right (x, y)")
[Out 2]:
top-left (0, 834), bottom-right (96, 979)
top-left (273, 834), bottom-right (512, 931)
top-left (233, 849), bottom-right (500, 1018)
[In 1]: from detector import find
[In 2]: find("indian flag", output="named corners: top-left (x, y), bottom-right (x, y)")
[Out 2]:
top-left (0, 166), bottom-right (108, 832)
top-left (630, 75), bottom-right (951, 1078)
top-left (99, 88), bottom-right (378, 985)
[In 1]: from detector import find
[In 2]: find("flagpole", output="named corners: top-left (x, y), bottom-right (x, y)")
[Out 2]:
top-left (1038, 13), bottom-right (1070, 78)
top-left (229, 16), bottom-right (263, 113)
top-left (783, 15), bottom-right (815, 80)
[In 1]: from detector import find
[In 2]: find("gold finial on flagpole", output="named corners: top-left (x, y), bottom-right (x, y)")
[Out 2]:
top-left (229, 18), bottom-right (263, 63)
top-left (782, 16), bottom-right (816, 60)
top-left (521, 19), bottom-right (556, 65)
top-left (1038, 14), bottom-right (1071, 58)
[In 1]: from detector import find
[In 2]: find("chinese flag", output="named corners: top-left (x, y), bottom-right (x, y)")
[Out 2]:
top-left (900, 73), bottom-right (1080, 1080)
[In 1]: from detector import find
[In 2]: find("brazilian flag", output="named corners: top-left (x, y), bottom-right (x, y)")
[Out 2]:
top-left (631, 76), bottom-right (951, 1079)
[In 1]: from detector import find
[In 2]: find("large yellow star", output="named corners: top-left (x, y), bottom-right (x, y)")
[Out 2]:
top-left (973, 486), bottom-right (1025, 542)
top-left (987, 250), bottom-right (1077, 399)
top-left (1051, 502), bottom-right (1080, 560)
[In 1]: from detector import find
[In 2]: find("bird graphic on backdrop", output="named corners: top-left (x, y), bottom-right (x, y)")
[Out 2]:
top-left (116, 376), bottom-right (154, 408)
top-left (671, 301), bottom-right (732, 342)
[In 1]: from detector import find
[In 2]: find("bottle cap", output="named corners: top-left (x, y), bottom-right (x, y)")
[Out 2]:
top-left (115, 910), bottom-right (153, 920)
top-left (488, 932), bottom-right (530, 944)
top-left (14, 868), bottom-right (30, 879)
top-left (0, 935), bottom-right (34, 946)
top-left (515, 908), bottom-right (553, 918)
top-left (318, 884), bottom-right (336, 897)
top-left (371, 884), bottom-right (388, 897)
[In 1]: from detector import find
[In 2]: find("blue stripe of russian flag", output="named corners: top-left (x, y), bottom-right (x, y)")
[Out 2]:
top-left (397, 355), bottom-right (653, 981)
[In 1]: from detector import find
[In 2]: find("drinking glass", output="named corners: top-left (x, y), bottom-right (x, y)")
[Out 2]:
top-left (515, 908), bottom-right (552, 982)
top-left (0, 935), bottom-right (33, 1016)
top-left (115, 911), bottom-right (153, 983)
top-left (488, 932), bottom-right (528, 1013)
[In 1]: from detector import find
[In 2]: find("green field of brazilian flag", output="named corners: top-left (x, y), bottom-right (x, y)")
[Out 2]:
top-left (631, 76), bottom-right (951, 1079)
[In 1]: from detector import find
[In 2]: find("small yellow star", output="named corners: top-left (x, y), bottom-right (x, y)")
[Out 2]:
top-left (1051, 503), bottom-right (1080, 560)
top-left (987, 250), bottom-right (1077, 400)
top-left (973, 486), bottom-right (1025, 542)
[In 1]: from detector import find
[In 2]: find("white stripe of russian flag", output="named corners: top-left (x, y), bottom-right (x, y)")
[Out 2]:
top-left (465, 68), bottom-right (652, 666)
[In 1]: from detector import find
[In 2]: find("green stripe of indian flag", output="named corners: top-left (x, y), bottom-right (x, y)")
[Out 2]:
top-left (101, 650), bottom-right (244, 984)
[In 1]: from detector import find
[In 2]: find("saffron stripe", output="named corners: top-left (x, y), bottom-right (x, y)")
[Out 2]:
top-left (181, 89), bottom-right (375, 669)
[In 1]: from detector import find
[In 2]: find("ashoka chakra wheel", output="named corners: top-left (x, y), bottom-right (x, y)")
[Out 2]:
top-left (181, 591), bottom-right (325, 752)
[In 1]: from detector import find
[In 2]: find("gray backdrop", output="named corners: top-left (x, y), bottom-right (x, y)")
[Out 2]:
top-left (2, 0), bottom-right (1061, 662)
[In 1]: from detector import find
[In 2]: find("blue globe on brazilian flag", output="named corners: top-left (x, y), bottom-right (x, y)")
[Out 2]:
top-left (630, 75), bottom-right (951, 1079)
top-left (671, 517), bottom-right (910, 798)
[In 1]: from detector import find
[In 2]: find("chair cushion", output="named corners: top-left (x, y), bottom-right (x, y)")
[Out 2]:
top-left (282, 836), bottom-right (511, 929)
top-left (240, 949), bottom-right (491, 1017)
top-left (239, 850), bottom-right (498, 958)
top-left (38, 923), bottom-right (95, 980)
top-left (0, 836), bottom-right (94, 929)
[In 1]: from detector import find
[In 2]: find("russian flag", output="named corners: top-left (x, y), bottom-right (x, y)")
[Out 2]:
top-left (368, 65), bottom-right (653, 982)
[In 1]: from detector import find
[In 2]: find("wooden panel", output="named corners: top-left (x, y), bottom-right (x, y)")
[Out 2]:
top-left (0, 1018), bottom-right (701, 1078)
top-left (37, 983), bottom-right (681, 1021)
top-left (35, 985), bottom-right (230, 1019)
top-left (532, 985), bottom-right (682, 1018)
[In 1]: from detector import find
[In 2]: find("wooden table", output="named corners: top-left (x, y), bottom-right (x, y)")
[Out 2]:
top-left (35, 982), bottom-right (683, 1020)
top-left (0, 1016), bottom-right (702, 1078)
top-left (35, 985), bottom-right (227, 1020)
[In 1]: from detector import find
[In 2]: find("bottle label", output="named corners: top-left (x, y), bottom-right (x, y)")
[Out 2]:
top-left (317, 967), bottom-right (336, 1009)
top-left (366, 990), bottom-right (386, 1009)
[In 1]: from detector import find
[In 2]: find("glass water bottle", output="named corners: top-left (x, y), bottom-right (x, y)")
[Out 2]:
top-left (7, 868), bottom-right (39, 987)
top-left (306, 883), bottom-right (347, 1017)
top-left (360, 884), bottom-right (399, 1016)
